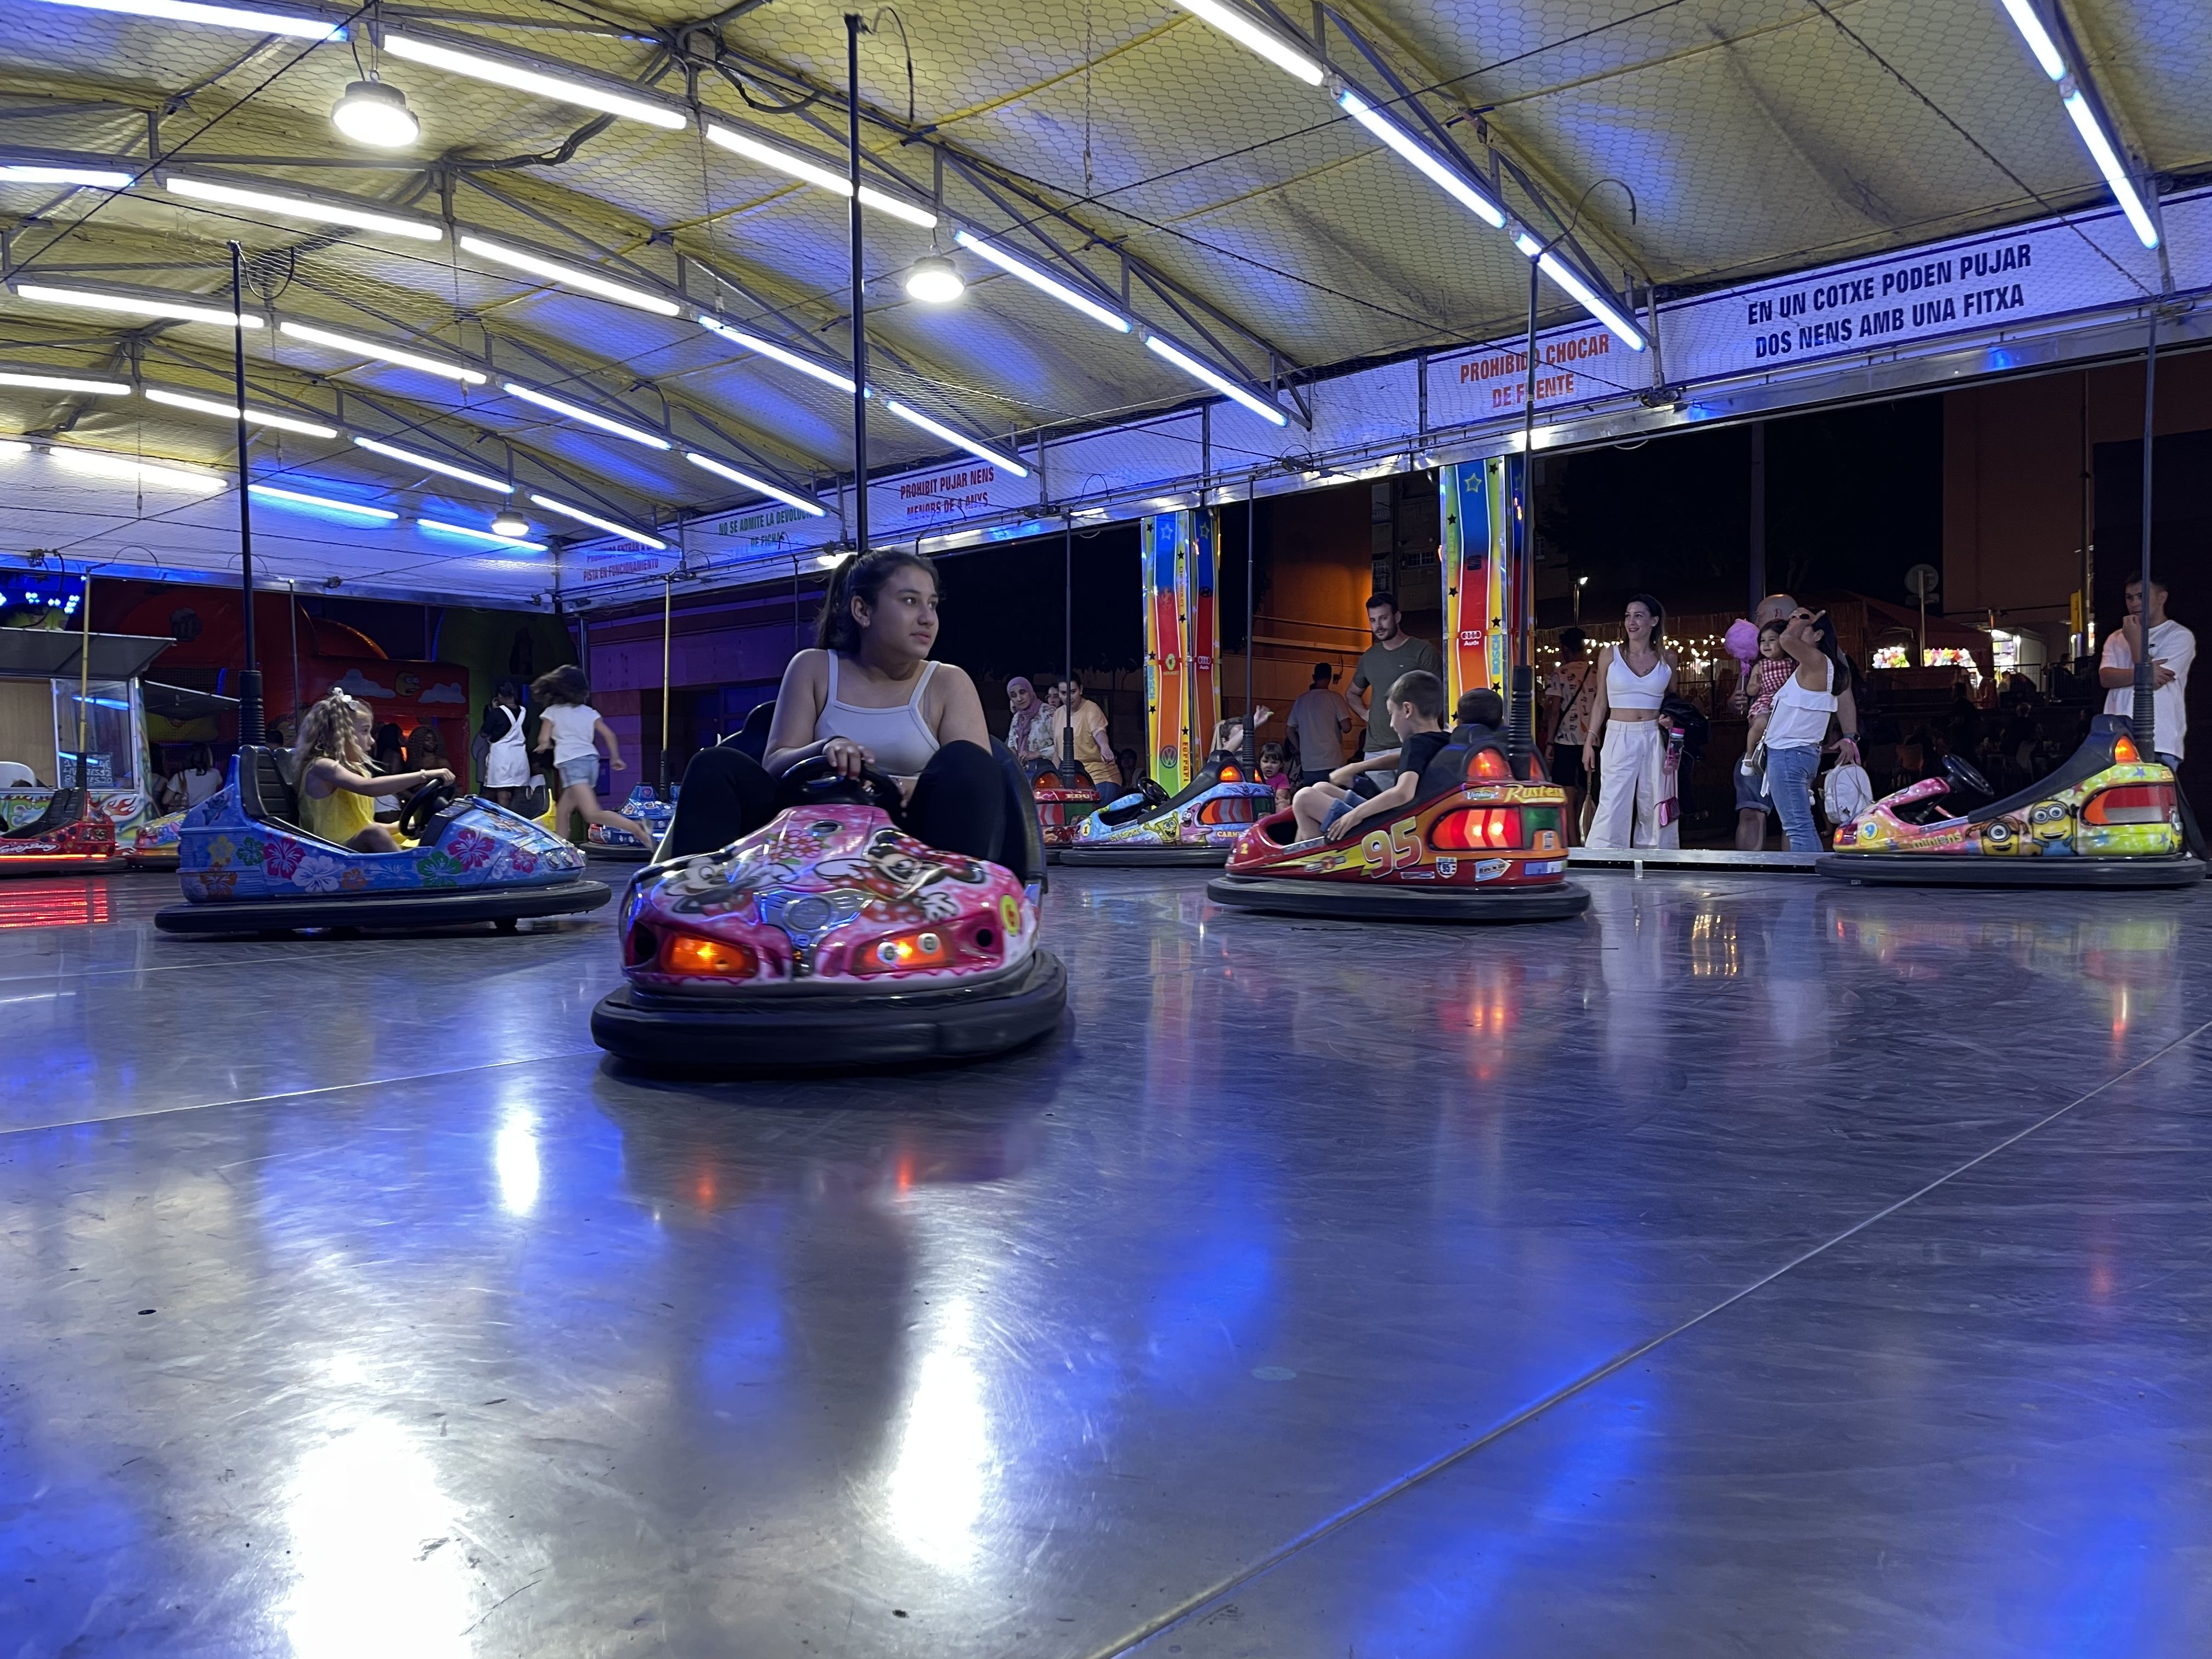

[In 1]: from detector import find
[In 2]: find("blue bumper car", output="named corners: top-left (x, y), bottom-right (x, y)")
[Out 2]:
top-left (155, 747), bottom-right (612, 935)
top-left (587, 785), bottom-right (675, 862)
top-left (1056, 750), bottom-right (1275, 868)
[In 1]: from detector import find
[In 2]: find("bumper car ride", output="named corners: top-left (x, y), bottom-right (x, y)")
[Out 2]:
top-left (126, 809), bottom-right (185, 870)
top-left (1057, 751), bottom-right (1274, 867)
top-left (155, 746), bottom-right (611, 934)
top-left (0, 787), bottom-right (127, 876)
top-left (1818, 715), bottom-right (2205, 889)
top-left (1030, 768), bottom-right (1102, 858)
top-left (591, 753), bottom-right (1064, 1072)
top-left (1207, 739), bottom-right (1590, 922)
top-left (587, 786), bottom-right (676, 862)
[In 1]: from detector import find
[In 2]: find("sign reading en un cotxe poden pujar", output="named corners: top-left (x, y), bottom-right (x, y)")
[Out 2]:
top-left (1661, 192), bottom-right (2190, 383)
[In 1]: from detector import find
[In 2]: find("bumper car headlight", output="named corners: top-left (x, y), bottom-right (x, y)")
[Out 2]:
top-left (660, 931), bottom-right (759, 979)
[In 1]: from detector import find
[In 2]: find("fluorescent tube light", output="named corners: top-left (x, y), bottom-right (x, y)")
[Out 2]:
top-left (2062, 89), bottom-right (2159, 249)
top-left (684, 451), bottom-right (827, 517)
top-left (952, 230), bottom-right (1130, 332)
top-left (883, 400), bottom-right (1030, 475)
top-left (501, 382), bottom-right (670, 449)
top-left (1996, 0), bottom-right (2067, 79)
top-left (164, 174), bottom-right (442, 242)
top-left (28, 0), bottom-right (340, 40)
top-left (249, 483), bottom-right (398, 521)
top-left (1336, 88), bottom-right (1506, 229)
top-left (277, 319), bottom-right (486, 385)
top-left (353, 436), bottom-right (511, 494)
top-left (382, 33), bottom-right (685, 130)
top-left (52, 446), bottom-right (224, 489)
top-left (1142, 335), bottom-right (1289, 427)
top-left (12, 283), bottom-right (259, 329)
top-left (145, 386), bottom-right (340, 437)
top-left (1535, 250), bottom-right (1646, 350)
top-left (1511, 232), bottom-right (1647, 350)
top-left (0, 162), bottom-right (133, 188)
top-left (697, 313), bottom-right (857, 392)
top-left (0, 369), bottom-right (130, 394)
top-left (417, 516), bottom-right (546, 552)
top-left (1170, 0), bottom-right (1324, 86)
top-left (528, 493), bottom-right (667, 549)
top-left (703, 126), bottom-right (938, 227)
top-left (458, 236), bottom-right (680, 317)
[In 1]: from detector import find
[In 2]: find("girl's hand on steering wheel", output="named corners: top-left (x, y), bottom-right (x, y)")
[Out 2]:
top-left (420, 767), bottom-right (454, 790)
top-left (823, 736), bottom-right (872, 778)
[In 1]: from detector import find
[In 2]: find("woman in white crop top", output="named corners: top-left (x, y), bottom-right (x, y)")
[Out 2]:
top-left (1765, 607), bottom-right (1850, 852)
top-left (661, 549), bottom-right (1006, 862)
top-left (1581, 593), bottom-right (1681, 849)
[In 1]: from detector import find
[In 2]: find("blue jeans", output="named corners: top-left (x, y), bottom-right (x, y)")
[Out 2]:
top-left (1765, 743), bottom-right (1823, 852)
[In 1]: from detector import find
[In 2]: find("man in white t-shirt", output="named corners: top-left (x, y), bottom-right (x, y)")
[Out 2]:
top-left (2098, 575), bottom-right (2194, 764)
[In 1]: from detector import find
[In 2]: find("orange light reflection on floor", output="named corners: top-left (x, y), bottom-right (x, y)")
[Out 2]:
top-left (0, 882), bottom-right (112, 930)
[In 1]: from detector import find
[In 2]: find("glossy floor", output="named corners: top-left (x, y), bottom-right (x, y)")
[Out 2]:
top-left (2, 867), bottom-right (2208, 1657)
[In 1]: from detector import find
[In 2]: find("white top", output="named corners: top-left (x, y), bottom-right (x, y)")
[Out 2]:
top-left (1605, 647), bottom-right (1671, 711)
top-left (540, 702), bottom-right (602, 766)
top-left (1767, 658), bottom-right (1837, 749)
top-left (180, 767), bottom-right (224, 805)
top-left (484, 704), bottom-right (531, 787)
top-left (820, 656), bottom-right (940, 779)
top-left (2102, 618), bottom-right (2194, 760)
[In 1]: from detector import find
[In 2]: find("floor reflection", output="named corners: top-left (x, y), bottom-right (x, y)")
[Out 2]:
top-left (2, 869), bottom-right (2209, 1655)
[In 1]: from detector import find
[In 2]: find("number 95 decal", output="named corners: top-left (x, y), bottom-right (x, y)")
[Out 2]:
top-left (1360, 819), bottom-right (1422, 878)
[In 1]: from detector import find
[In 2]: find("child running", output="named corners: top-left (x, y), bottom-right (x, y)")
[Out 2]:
top-left (531, 665), bottom-right (653, 850)
top-left (1289, 669), bottom-right (1449, 843)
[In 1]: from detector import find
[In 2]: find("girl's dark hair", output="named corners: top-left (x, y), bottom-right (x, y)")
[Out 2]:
top-left (532, 663), bottom-right (590, 706)
top-left (816, 548), bottom-right (938, 654)
top-left (1623, 592), bottom-right (1665, 640)
top-left (1803, 610), bottom-right (1853, 695)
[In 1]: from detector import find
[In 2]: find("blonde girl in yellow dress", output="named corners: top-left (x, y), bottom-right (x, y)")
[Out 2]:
top-left (290, 691), bottom-right (454, 852)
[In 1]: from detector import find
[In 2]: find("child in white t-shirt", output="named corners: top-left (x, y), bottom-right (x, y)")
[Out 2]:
top-left (530, 664), bottom-right (652, 850)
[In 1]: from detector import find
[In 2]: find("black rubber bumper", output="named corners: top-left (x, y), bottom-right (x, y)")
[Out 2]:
top-left (1057, 844), bottom-right (1231, 868)
top-left (155, 877), bottom-right (612, 934)
top-left (1816, 853), bottom-right (2207, 889)
top-left (1206, 873), bottom-right (1592, 922)
top-left (585, 843), bottom-right (654, 864)
top-left (591, 949), bottom-right (1066, 1073)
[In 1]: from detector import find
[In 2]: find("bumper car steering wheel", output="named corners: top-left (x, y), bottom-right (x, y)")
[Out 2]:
top-left (776, 754), bottom-right (906, 815)
top-left (1942, 754), bottom-right (1993, 799)
top-left (398, 780), bottom-right (457, 841)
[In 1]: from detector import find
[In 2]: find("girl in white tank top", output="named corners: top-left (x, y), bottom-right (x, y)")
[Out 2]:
top-left (819, 654), bottom-right (940, 780)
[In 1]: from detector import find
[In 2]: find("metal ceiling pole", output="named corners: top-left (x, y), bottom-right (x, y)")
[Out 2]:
top-left (1063, 514), bottom-right (1075, 775)
top-left (228, 241), bottom-right (263, 745)
top-left (287, 579), bottom-right (299, 725)
top-left (1507, 252), bottom-right (1541, 768)
top-left (844, 13), bottom-right (870, 562)
top-left (660, 574), bottom-right (674, 794)
top-left (74, 560), bottom-right (91, 788)
top-left (2134, 306), bottom-right (2158, 751)
top-left (1244, 473), bottom-right (1256, 767)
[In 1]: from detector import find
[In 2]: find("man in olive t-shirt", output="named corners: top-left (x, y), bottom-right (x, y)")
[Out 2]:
top-left (1348, 592), bottom-right (1442, 766)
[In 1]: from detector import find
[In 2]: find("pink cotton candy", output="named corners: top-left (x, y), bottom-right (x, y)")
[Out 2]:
top-left (1724, 618), bottom-right (1759, 668)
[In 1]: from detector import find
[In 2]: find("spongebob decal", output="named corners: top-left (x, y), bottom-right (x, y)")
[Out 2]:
top-left (1824, 718), bottom-right (2194, 883)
